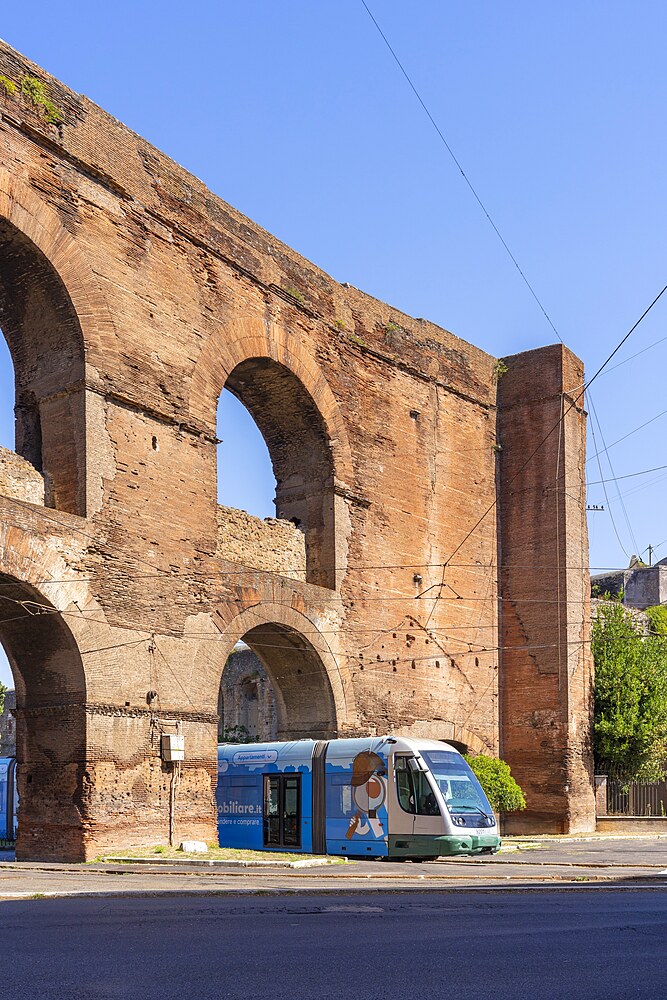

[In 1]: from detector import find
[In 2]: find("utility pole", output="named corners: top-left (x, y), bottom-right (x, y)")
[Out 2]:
top-left (648, 544), bottom-right (653, 567)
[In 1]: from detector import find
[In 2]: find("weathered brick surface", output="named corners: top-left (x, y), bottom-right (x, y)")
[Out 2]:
top-left (0, 446), bottom-right (44, 504)
top-left (216, 506), bottom-right (306, 579)
top-left (497, 346), bottom-right (596, 833)
top-left (0, 44), bottom-right (595, 859)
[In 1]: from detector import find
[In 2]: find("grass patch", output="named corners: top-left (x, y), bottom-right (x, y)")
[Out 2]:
top-left (95, 843), bottom-right (307, 863)
top-left (283, 285), bottom-right (304, 304)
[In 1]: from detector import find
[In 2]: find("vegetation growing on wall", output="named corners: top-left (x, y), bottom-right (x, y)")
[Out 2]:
top-left (219, 724), bottom-right (251, 744)
top-left (282, 285), bottom-right (304, 304)
top-left (0, 72), bottom-right (62, 124)
top-left (592, 600), bottom-right (667, 781)
top-left (464, 754), bottom-right (526, 812)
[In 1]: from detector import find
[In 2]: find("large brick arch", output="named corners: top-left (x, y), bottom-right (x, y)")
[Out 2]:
top-left (0, 522), bottom-right (91, 860)
top-left (0, 170), bottom-right (118, 372)
top-left (0, 170), bottom-right (118, 514)
top-left (209, 601), bottom-right (356, 739)
top-left (188, 313), bottom-right (355, 488)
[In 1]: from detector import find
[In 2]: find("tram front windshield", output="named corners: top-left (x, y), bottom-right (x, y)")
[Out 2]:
top-left (421, 751), bottom-right (492, 816)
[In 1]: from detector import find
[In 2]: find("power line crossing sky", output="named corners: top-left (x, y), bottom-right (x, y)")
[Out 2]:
top-left (1, 1), bottom-right (667, 686)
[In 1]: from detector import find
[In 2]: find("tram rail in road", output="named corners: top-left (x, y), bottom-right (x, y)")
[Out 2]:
top-left (1, 837), bottom-right (667, 899)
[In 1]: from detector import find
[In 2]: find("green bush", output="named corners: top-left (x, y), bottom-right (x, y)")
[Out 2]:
top-left (464, 754), bottom-right (526, 812)
top-left (646, 605), bottom-right (667, 636)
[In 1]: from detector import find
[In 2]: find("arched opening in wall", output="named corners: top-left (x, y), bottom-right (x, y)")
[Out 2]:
top-left (217, 625), bottom-right (337, 743)
top-left (218, 643), bottom-right (278, 743)
top-left (0, 219), bottom-right (86, 515)
top-left (217, 389), bottom-right (276, 520)
top-left (445, 739), bottom-right (469, 755)
top-left (0, 575), bottom-right (87, 860)
top-left (0, 335), bottom-right (12, 451)
top-left (217, 359), bottom-right (336, 588)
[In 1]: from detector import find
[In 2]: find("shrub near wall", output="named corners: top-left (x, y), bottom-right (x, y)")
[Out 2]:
top-left (465, 754), bottom-right (526, 813)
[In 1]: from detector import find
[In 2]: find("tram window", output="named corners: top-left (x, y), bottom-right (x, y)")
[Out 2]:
top-left (395, 756), bottom-right (415, 814)
top-left (264, 775), bottom-right (281, 846)
top-left (326, 773), bottom-right (353, 817)
top-left (396, 775), bottom-right (415, 814)
top-left (283, 776), bottom-right (300, 847)
top-left (394, 756), bottom-right (439, 816)
top-left (412, 770), bottom-right (439, 816)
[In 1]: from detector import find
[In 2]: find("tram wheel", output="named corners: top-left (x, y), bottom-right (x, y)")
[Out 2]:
top-left (412, 857), bottom-right (438, 863)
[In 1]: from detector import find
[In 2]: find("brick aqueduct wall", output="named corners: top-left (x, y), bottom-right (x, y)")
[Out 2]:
top-left (0, 44), bottom-right (595, 860)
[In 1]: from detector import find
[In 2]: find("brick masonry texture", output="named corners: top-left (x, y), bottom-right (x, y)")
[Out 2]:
top-left (0, 44), bottom-right (595, 859)
top-left (216, 506), bottom-right (306, 579)
top-left (0, 445), bottom-right (44, 504)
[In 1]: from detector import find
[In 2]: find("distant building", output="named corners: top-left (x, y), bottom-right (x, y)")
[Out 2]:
top-left (0, 690), bottom-right (16, 756)
top-left (591, 557), bottom-right (667, 610)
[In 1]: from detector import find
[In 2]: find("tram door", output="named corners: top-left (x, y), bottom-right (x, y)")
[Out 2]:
top-left (393, 755), bottom-right (442, 836)
top-left (263, 774), bottom-right (301, 849)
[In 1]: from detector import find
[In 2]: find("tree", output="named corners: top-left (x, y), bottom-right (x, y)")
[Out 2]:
top-left (592, 601), bottom-right (667, 781)
top-left (0, 682), bottom-right (5, 718)
top-left (464, 754), bottom-right (526, 812)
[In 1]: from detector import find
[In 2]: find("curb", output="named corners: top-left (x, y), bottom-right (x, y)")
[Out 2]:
top-left (98, 856), bottom-right (344, 869)
top-left (2, 877), bottom-right (667, 903)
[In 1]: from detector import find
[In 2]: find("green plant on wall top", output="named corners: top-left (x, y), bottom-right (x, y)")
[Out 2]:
top-left (0, 72), bottom-right (62, 124)
top-left (21, 76), bottom-right (63, 124)
top-left (283, 285), bottom-right (304, 304)
top-left (464, 754), bottom-right (526, 812)
top-left (492, 359), bottom-right (509, 381)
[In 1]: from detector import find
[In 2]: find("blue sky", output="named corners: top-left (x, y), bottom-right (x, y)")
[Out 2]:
top-left (2, 1), bottom-right (667, 687)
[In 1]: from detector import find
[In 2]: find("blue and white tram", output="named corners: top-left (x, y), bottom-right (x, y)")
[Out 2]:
top-left (0, 757), bottom-right (17, 845)
top-left (217, 736), bottom-right (500, 860)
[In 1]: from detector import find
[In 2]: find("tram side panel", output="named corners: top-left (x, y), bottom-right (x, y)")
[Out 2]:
top-left (217, 743), bottom-right (315, 853)
top-left (324, 739), bottom-right (389, 858)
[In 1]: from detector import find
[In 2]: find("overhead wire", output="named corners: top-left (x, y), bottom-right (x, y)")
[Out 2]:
top-left (587, 396), bottom-right (630, 559)
top-left (587, 463), bottom-right (667, 486)
top-left (589, 392), bottom-right (641, 557)
top-left (586, 404), bottom-right (667, 466)
top-left (359, 0), bottom-right (564, 345)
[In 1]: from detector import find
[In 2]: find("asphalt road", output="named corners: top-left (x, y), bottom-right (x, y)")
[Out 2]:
top-left (1, 889), bottom-right (667, 999)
